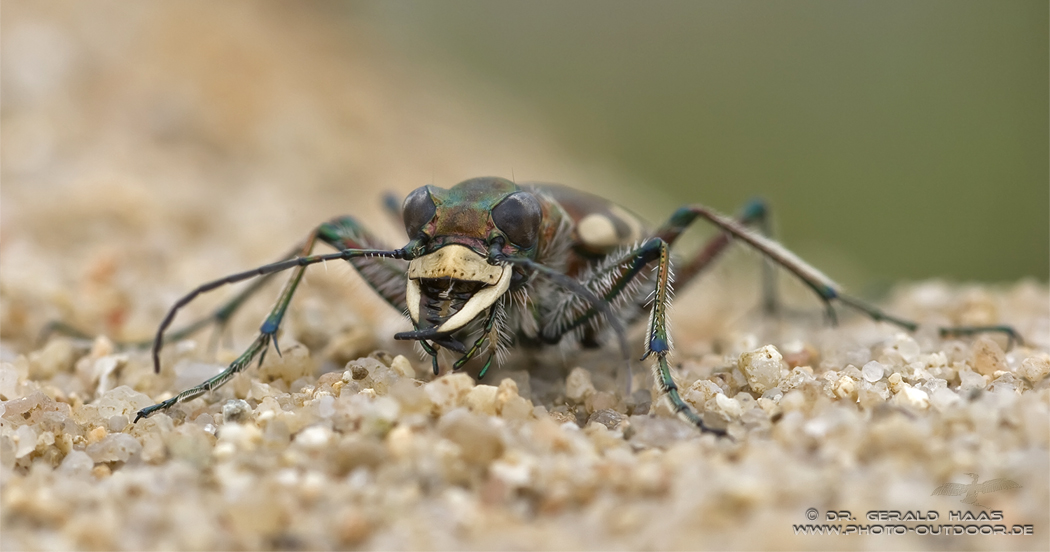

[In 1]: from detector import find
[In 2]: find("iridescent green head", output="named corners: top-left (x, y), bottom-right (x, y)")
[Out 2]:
top-left (402, 176), bottom-right (542, 260)
top-left (400, 177), bottom-right (541, 336)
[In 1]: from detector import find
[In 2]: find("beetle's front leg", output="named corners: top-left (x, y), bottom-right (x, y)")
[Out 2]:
top-left (136, 217), bottom-right (407, 421)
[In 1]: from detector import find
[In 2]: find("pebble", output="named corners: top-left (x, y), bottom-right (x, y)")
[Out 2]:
top-left (28, 338), bottom-right (78, 379)
top-left (322, 328), bottom-right (377, 367)
top-left (861, 361), bottom-right (885, 382)
top-left (500, 395), bottom-right (534, 422)
top-left (0, 362), bottom-right (19, 400)
top-left (894, 384), bottom-right (930, 410)
top-left (294, 425), bottom-right (332, 451)
top-left (882, 333), bottom-right (922, 364)
top-left (583, 391), bottom-right (617, 414)
top-left (929, 387), bottom-right (961, 411)
top-left (390, 355), bottom-right (415, 378)
top-left (425, 373), bottom-right (475, 415)
top-left (565, 367), bottom-right (595, 402)
top-left (57, 450), bottom-right (94, 476)
top-left (1019, 354), bottom-right (1050, 383)
top-left (95, 386), bottom-right (154, 422)
top-left (14, 425), bottom-right (37, 458)
top-left (958, 369), bottom-right (987, 393)
top-left (833, 375), bottom-right (857, 401)
top-left (490, 454), bottom-right (534, 489)
top-left (714, 393), bottom-right (743, 419)
top-left (337, 507), bottom-right (372, 545)
top-left (739, 345), bottom-right (784, 394)
top-left (587, 409), bottom-right (628, 431)
top-left (222, 399), bottom-right (253, 424)
top-left (971, 336), bottom-right (1007, 376)
top-left (465, 385), bottom-right (499, 415)
top-left (86, 433), bottom-right (142, 463)
top-left (438, 410), bottom-right (504, 466)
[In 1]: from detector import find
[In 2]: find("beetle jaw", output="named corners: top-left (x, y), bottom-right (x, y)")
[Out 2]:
top-left (405, 245), bottom-right (512, 335)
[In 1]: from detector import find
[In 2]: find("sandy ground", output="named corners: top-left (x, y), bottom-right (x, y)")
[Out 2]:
top-left (2, 3), bottom-right (1048, 551)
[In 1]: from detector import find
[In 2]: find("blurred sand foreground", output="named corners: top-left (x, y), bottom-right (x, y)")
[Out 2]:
top-left (1, 3), bottom-right (1048, 550)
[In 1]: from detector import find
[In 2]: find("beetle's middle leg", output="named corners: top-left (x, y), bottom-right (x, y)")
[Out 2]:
top-left (638, 238), bottom-right (728, 435)
top-left (537, 237), bottom-right (725, 434)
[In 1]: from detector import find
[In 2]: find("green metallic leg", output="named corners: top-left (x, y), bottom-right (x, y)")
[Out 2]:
top-left (640, 238), bottom-right (727, 435)
top-left (539, 237), bottom-right (726, 435)
top-left (320, 215), bottom-right (409, 312)
top-left (134, 331), bottom-right (274, 421)
top-left (451, 306), bottom-right (499, 373)
top-left (542, 239), bottom-right (666, 342)
top-left (136, 218), bottom-right (407, 421)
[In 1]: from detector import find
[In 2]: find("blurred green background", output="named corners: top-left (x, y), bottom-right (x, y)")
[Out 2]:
top-left (349, 0), bottom-right (1047, 288)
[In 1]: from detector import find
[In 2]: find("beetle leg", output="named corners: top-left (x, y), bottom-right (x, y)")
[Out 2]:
top-left (137, 219), bottom-right (406, 421)
top-left (171, 242), bottom-right (307, 352)
top-left (499, 256), bottom-right (632, 362)
top-left (417, 339), bottom-right (441, 375)
top-left (451, 306), bottom-right (500, 373)
top-left (533, 237), bottom-right (726, 434)
top-left (661, 204), bottom-right (1023, 345)
top-left (641, 238), bottom-right (728, 435)
top-left (543, 199), bottom-right (776, 346)
top-left (835, 294), bottom-right (1023, 348)
top-left (134, 330), bottom-right (276, 421)
top-left (543, 239), bottom-right (665, 342)
top-left (657, 198), bottom-right (778, 315)
top-left (318, 215), bottom-right (410, 312)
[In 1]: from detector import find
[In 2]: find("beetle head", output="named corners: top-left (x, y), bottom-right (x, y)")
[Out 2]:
top-left (400, 177), bottom-right (541, 336)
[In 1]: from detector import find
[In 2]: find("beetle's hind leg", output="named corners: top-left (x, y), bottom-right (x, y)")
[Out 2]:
top-left (834, 294), bottom-right (1023, 348)
top-left (656, 198), bottom-right (779, 316)
top-left (136, 216), bottom-right (407, 421)
top-left (661, 204), bottom-right (1023, 346)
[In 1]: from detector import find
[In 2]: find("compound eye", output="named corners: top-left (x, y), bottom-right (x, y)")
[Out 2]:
top-left (491, 191), bottom-right (541, 248)
top-left (402, 186), bottom-right (436, 239)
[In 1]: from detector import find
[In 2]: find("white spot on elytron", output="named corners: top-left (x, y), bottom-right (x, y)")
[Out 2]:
top-left (577, 213), bottom-right (619, 248)
top-left (608, 204), bottom-right (645, 243)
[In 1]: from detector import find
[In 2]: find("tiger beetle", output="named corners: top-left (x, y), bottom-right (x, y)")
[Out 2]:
top-left (130, 176), bottom-right (1021, 433)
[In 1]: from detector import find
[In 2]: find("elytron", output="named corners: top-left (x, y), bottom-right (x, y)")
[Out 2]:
top-left (132, 177), bottom-right (1020, 433)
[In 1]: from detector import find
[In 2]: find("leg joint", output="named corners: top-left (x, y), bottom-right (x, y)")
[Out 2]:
top-left (740, 197), bottom-right (769, 222)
